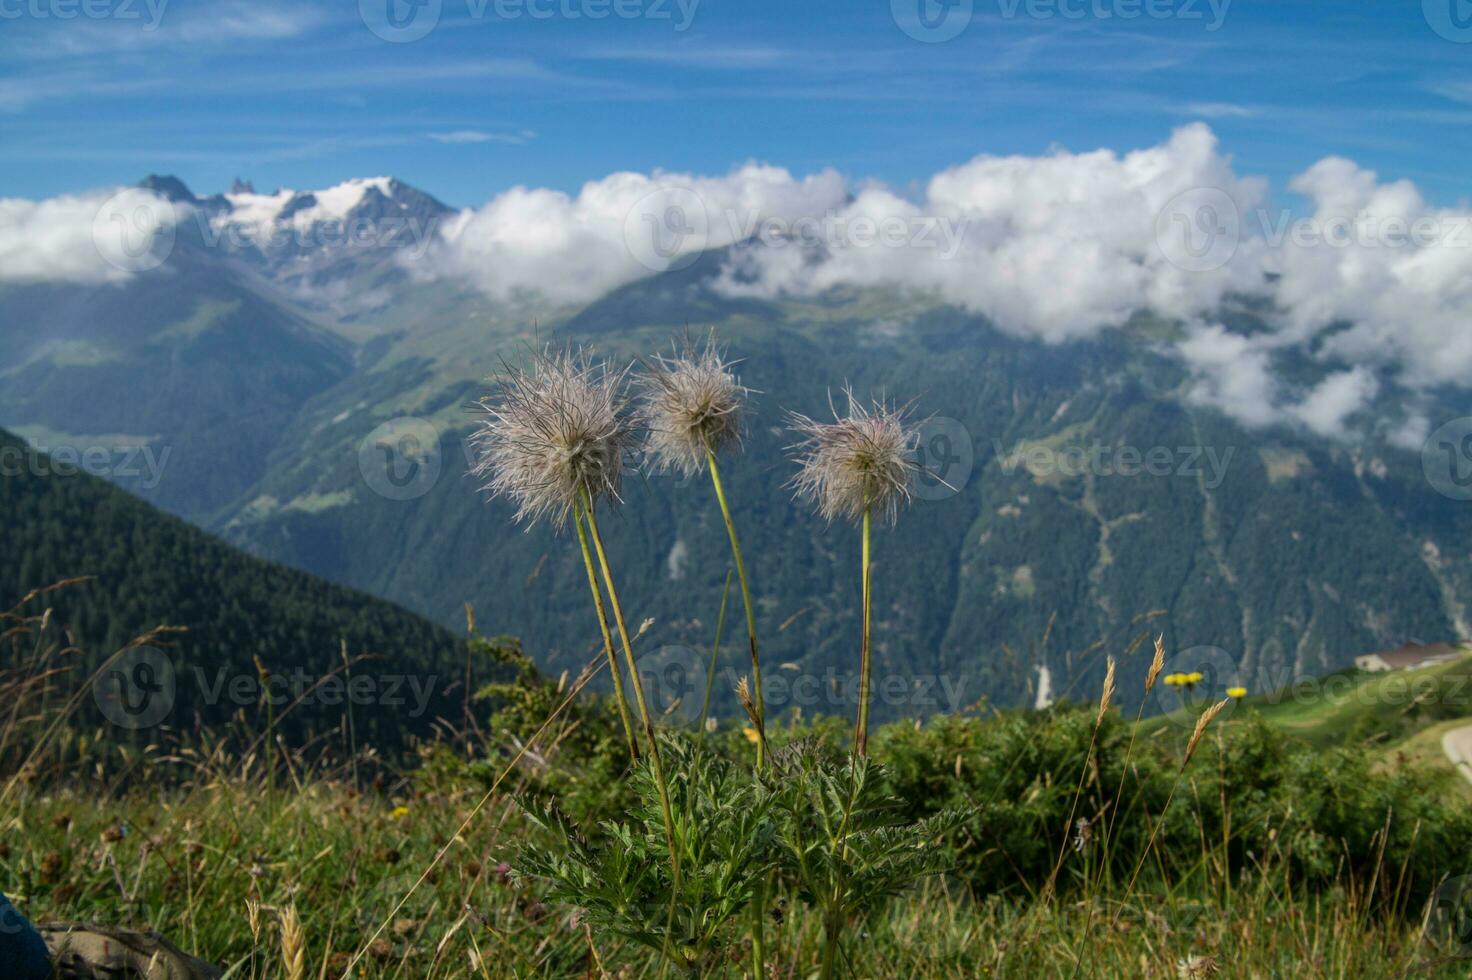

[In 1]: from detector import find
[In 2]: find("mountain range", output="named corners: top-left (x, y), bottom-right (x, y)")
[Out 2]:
top-left (5, 173), bottom-right (1472, 722)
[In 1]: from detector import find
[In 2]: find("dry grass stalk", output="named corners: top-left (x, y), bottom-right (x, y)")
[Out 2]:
top-left (1097, 657), bottom-right (1117, 727)
top-left (1185, 699), bottom-right (1230, 763)
top-left (1146, 635), bottom-right (1166, 693)
top-left (278, 904), bottom-right (305, 980)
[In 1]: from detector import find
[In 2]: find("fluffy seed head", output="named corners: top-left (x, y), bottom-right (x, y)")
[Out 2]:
top-left (470, 347), bottom-right (635, 529)
top-left (786, 390), bottom-right (920, 524)
top-left (638, 334), bottom-right (747, 477)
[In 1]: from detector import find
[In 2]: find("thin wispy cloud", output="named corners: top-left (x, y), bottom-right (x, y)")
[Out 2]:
top-left (1181, 102), bottom-right (1259, 119)
top-left (5, 1), bottom-right (330, 59)
top-left (428, 129), bottom-right (536, 145)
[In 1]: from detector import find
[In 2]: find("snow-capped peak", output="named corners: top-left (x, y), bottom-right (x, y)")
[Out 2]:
top-left (218, 177), bottom-right (396, 234)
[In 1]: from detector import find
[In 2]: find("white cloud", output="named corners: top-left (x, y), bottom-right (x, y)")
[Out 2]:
top-left (712, 124), bottom-right (1269, 343)
top-left (11, 124), bottom-right (1472, 448)
top-left (1270, 156), bottom-right (1472, 390)
top-left (416, 124), bottom-right (1472, 443)
top-left (427, 130), bottom-right (535, 145)
top-left (1176, 323), bottom-right (1281, 429)
top-left (1289, 367), bottom-right (1380, 439)
top-left (0, 188), bottom-right (181, 285)
top-left (426, 163), bottom-right (848, 305)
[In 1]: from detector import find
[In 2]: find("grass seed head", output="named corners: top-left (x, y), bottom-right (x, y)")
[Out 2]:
top-left (1097, 656), bottom-right (1116, 726)
top-left (786, 389), bottom-right (920, 525)
top-left (471, 346), bottom-right (635, 529)
top-left (1146, 635), bottom-right (1166, 693)
top-left (278, 904), bottom-right (306, 980)
top-left (638, 333), bottom-right (747, 477)
top-left (1185, 698), bottom-right (1230, 763)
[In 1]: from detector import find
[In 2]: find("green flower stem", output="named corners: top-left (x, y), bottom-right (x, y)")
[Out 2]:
top-left (855, 504), bottom-right (874, 757)
top-left (704, 446), bottom-right (766, 766)
top-left (697, 568), bottom-right (733, 737)
top-left (580, 489), bottom-right (683, 901)
top-left (574, 500), bottom-right (639, 762)
top-left (703, 445), bottom-right (769, 980)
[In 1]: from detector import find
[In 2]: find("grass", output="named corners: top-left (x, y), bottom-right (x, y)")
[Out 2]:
top-left (1139, 654), bottom-right (1472, 788)
top-left (5, 765), bottom-right (1469, 979)
top-left (7, 586), bottom-right (1472, 977)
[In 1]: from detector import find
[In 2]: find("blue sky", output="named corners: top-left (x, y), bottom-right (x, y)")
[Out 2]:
top-left (2, 0), bottom-right (1470, 207)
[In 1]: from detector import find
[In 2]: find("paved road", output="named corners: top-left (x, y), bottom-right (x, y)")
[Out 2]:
top-left (1443, 725), bottom-right (1472, 786)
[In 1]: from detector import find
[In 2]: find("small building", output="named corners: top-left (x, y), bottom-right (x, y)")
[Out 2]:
top-left (1354, 641), bottom-right (1466, 673)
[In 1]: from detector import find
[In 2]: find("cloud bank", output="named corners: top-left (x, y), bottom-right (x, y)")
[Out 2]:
top-left (426, 164), bottom-right (848, 305)
top-left (8, 124), bottom-right (1472, 445)
top-left (424, 123), bottom-right (1472, 442)
top-left (0, 188), bottom-right (182, 285)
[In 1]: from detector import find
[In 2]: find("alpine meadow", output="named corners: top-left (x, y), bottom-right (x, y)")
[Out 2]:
top-left (5, 2), bottom-right (1472, 977)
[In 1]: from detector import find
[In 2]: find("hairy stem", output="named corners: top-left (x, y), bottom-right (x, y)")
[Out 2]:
top-left (580, 490), bottom-right (683, 904)
top-left (574, 500), bottom-right (639, 762)
top-left (855, 504), bottom-right (873, 757)
top-left (704, 446), bottom-right (769, 980)
top-left (705, 447), bottom-right (766, 765)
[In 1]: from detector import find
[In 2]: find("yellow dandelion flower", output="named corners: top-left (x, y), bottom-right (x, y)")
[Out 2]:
top-left (1226, 687), bottom-right (1247, 699)
top-left (742, 726), bottom-right (760, 744)
top-left (390, 805), bottom-right (410, 820)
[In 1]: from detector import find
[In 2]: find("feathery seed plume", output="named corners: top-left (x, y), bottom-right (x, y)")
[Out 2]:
top-left (786, 389), bottom-right (920, 524)
top-left (638, 333), bottom-right (748, 477)
top-left (470, 346), bottom-right (635, 528)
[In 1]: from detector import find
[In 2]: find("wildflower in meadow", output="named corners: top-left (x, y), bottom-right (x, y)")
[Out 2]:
top-left (639, 334), bottom-right (768, 762)
top-left (471, 346), bottom-right (681, 892)
top-left (787, 389), bottom-right (919, 756)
